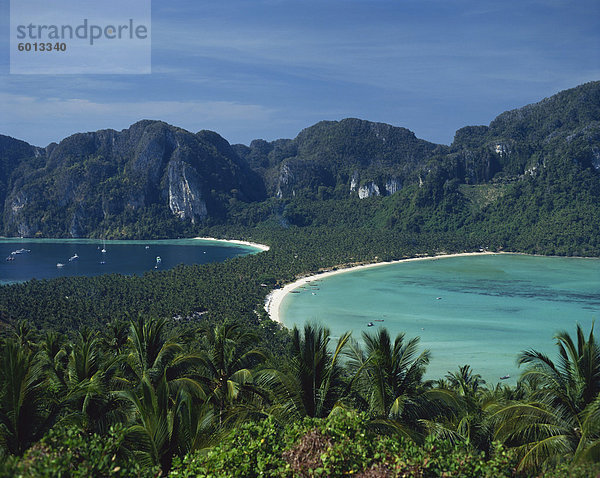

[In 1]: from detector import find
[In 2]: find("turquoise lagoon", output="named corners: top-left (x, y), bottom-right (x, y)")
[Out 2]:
top-left (0, 238), bottom-right (261, 285)
top-left (279, 254), bottom-right (600, 384)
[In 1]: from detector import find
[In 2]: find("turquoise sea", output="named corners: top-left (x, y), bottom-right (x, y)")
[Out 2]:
top-left (280, 254), bottom-right (600, 384)
top-left (0, 238), bottom-right (260, 285)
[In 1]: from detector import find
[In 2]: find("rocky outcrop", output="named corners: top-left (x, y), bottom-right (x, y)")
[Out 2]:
top-left (276, 163), bottom-right (295, 198)
top-left (492, 142), bottom-right (511, 157)
top-left (592, 146), bottom-right (600, 170)
top-left (349, 171), bottom-right (359, 192)
top-left (385, 178), bottom-right (402, 195)
top-left (351, 177), bottom-right (401, 198)
top-left (69, 207), bottom-right (86, 238)
top-left (5, 191), bottom-right (38, 237)
top-left (358, 182), bottom-right (380, 198)
top-left (167, 161), bottom-right (208, 223)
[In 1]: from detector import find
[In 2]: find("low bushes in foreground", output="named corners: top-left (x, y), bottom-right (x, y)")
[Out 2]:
top-left (170, 411), bottom-right (526, 477)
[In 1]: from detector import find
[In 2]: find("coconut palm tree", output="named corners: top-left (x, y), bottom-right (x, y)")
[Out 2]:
top-left (492, 324), bottom-right (600, 470)
top-left (347, 328), bottom-right (441, 438)
top-left (124, 315), bottom-right (201, 389)
top-left (196, 323), bottom-right (266, 421)
top-left (104, 319), bottom-right (130, 355)
top-left (38, 330), bottom-right (68, 391)
top-left (424, 365), bottom-right (495, 452)
top-left (62, 329), bottom-right (126, 434)
top-left (121, 372), bottom-right (214, 473)
top-left (258, 323), bottom-right (351, 420)
top-left (0, 339), bottom-right (54, 456)
top-left (12, 321), bottom-right (37, 350)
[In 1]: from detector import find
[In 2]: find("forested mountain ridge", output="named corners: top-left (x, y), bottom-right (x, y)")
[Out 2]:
top-left (450, 81), bottom-right (600, 181)
top-left (1, 120), bottom-right (266, 237)
top-left (233, 118), bottom-right (445, 198)
top-left (0, 81), bottom-right (599, 243)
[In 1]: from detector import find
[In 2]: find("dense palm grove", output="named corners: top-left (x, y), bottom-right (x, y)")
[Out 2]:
top-left (1, 315), bottom-right (600, 476)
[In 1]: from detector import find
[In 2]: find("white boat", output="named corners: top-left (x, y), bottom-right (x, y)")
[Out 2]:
top-left (56, 263), bottom-right (65, 268)
top-left (69, 254), bottom-right (79, 261)
top-left (145, 245), bottom-right (150, 249)
top-left (101, 240), bottom-right (107, 253)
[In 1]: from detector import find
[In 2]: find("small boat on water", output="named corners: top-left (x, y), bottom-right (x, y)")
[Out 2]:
top-left (56, 263), bottom-right (65, 268)
top-left (154, 256), bottom-right (162, 269)
top-left (367, 322), bottom-right (374, 327)
top-left (374, 319), bottom-right (385, 322)
top-left (5, 256), bottom-right (14, 262)
top-left (13, 248), bottom-right (31, 254)
top-left (69, 254), bottom-right (79, 261)
top-left (99, 261), bottom-right (106, 265)
top-left (500, 375), bottom-right (510, 380)
top-left (145, 245), bottom-right (150, 249)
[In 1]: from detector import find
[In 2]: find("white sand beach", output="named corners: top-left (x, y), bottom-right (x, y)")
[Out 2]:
top-left (265, 251), bottom-right (498, 324)
top-left (194, 237), bottom-right (270, 252)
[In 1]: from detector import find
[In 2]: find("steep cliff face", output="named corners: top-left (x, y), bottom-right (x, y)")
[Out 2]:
top-left (358, 182), bottom-right (380, 199)
top-left (385, 178), bottom-right (402, 195)
top-left (0, 135), bottom-right (45, 232)
top-left (167, 160), bottom-right (208, 223)
top-left (1, 121), bottom-right (266, 237)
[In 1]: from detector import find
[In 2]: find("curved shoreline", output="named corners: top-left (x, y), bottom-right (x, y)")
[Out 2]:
top-left (193, 237), bottom-right (270, 252)
top-left (265, 251), bottom-right (498, 324)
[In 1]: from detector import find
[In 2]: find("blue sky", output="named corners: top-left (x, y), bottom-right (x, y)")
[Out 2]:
top-left (1, 0), bottom-right (599, 147)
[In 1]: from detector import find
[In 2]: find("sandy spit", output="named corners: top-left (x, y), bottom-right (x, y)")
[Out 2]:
top-left (194, 237), bottom-right (270, 252)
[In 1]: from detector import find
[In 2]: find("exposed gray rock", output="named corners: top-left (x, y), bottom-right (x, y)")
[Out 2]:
top-left (350, 171), bottom-right (359, 192)
top-left (277, 163), bottom-right (295, 198)
top-left (167, 160), bottom-right (207, 223)
top-left (358, 182), bottom-right (380, 199)
top-left (592, 146), bottom-right (600, 170)
top-left (385, 178), bottom-right (402, 195)
top-left (69, 208), bottom-right (85, 238)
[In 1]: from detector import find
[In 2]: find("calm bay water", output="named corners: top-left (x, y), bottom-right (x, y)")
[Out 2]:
top-left (0, 238), bottom-right (259, 285)
top-left (280, 254), bottom-right (600, 384)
